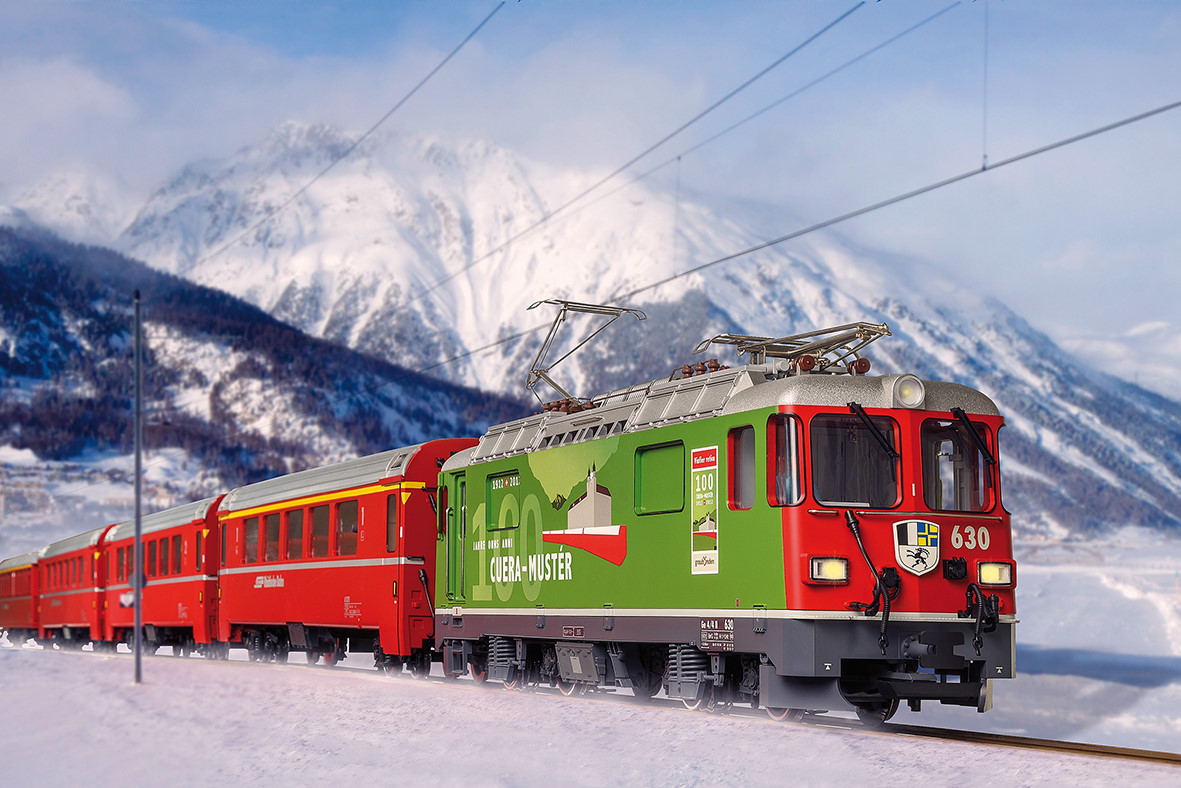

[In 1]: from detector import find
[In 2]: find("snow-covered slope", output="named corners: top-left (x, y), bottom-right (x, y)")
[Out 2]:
top-left (11, 167), bottom-right (137, 245)
top-left (0, 227), bottom-right (526, 555)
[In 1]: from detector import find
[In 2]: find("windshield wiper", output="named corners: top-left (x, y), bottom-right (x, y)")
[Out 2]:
top-left (847, 402), bottom-right (900, 461)
top-left (950, 407), bottom-right (996, 467)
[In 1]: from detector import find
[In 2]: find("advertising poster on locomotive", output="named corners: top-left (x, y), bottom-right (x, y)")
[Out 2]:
top-left (691, 446), bottom-right (719, 575)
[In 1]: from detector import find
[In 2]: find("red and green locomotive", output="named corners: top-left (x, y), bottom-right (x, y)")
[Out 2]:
top-left (436, 320), bottom-right (1016, 723)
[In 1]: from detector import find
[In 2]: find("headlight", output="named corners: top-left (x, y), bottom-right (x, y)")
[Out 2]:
top-left (892, 375), bottom-right (926, 409)
top-left (977, 561), bottom-right (1013, 586)
top-left (810, 557), bottom-right (849, 584)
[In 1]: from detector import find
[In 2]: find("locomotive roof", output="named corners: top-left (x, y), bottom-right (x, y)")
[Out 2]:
top-left (0, 550), bottom-right (41, 571)
top-left (219, 442), bottom-right (426, 514)
top-left (458, 364), bottom-right (1000, 468)
top-left (42, 527), bottom-right (108, 558)
top-left (107, 497), bottom-right (220, 542)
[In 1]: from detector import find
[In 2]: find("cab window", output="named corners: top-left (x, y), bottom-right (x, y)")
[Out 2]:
top-left (811, 413), bottom-right (900, 509)
top-left (921, 418), bottom-right (994, 512)
top-left (767, 414), bottom-right (803, 506)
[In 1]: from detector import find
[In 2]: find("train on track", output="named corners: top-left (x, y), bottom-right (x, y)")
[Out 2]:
top-left (0, 313), bottom-right (1017, 725)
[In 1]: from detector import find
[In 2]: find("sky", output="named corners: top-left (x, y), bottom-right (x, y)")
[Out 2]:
top-left (1, 0), bottom-right (1179, 355)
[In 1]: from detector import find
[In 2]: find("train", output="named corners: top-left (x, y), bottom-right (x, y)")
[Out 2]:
top-left (0, 317), bottom-right (1016, 725)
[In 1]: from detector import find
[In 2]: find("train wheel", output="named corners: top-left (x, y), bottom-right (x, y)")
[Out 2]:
top-left (766, 707), bottom-right (805, 722)
top-left (305, 651), bottom-right (320, 666)
top-left (323, 650), bottom-right (339, 668)
top-left (470, 662), bottom-right (487, 684)
top-left (682, 686), bottom-right (713, 711)
top-left (408, 652), bottom-right (431, 679)
top-left (854, 699), bottom-right (899, 728)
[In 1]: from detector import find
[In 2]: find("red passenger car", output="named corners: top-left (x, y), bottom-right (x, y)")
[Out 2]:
top-left (102, 496), bottom-right (224, 656)
top-left (38, 527), bottom-right (113, 648)
top-left (0, 550), bottom-right (42, 646)
top-left (217, 439), bottom-right (474, 671)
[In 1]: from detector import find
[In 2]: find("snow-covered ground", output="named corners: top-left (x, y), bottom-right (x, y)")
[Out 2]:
top-left (2, 529), bottom-right (1180, 784)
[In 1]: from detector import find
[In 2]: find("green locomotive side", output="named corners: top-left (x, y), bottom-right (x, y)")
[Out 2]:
top-left (438, 409), bottom-right (786, 616)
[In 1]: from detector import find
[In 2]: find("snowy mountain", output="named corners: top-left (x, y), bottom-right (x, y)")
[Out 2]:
top-left (0, 227), bottom-right (526, 555)
top-left (10, 167), bottom-right (138, 245)
top-left (6, 122), bottom-right (1181, 537)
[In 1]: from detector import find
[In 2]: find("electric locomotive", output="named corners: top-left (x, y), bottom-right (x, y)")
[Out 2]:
top-left (435, 314), bottom-right (1016, 724)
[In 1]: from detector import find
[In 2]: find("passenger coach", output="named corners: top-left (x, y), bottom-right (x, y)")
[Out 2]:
top-left (217, 438), bottom-right (474, 671)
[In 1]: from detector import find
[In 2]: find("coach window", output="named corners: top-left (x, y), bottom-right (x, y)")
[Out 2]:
top-left (811, 413), bottom-right (900, 509)
top-left (336, 500), bottom-right (359, 557)
top-left (125, 548), bottom-right (133, 583)
top-left (160, 538), bottom-right (171, 576)
top-left (634, 441), bottom-right (685, 515)
top-left (264, 513), bottom-right (281, 562)
top-left (728, 425), bottom-right (756, 511)
top-left (387, 493), bottom-right (400, 553)
top-left (767, 414), bottom-right (803, 506)
top-left (221, 523), bottom-right (227, 568)
top-left (310, 505), bottom-right (330, 558)
top-left (148, 541), bottom-right (158, 577)
top-left (286, 510), bottom-right (305, 559)
top-left (117, 547), bottom-right (125, 582)
top-left (172, 535), bottom-right (182, 574)
top-left (196, 532), bottom-right (203, 572)
top-left (244, 517), bottom-right (260, 565)
top-left (921, 418), bottom-right (994, 512)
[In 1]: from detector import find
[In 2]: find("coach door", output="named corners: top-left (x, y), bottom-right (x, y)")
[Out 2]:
top-left (446, 475), bottom-right (467, 602)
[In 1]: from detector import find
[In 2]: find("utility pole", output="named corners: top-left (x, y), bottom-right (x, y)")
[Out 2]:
top-left (134, 290), bottom-right (143, 684)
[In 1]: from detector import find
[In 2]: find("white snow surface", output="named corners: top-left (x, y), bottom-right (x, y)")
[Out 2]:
top-left (3, 530), bottom-right (1181, 784)
top-left (0, 648), bottom-right (1174, 787)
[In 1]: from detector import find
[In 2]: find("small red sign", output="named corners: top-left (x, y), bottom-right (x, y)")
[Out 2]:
top-left (691, 447), bottom-right (718, 469)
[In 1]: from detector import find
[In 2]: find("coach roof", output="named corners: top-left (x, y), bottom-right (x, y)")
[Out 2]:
top-left (0, 550), bottom-right (42, 572)
top-left (219, 443), bottom-right (426, 515)
top-left (107, 497), bottom-right (220, 543)
top-left (42, 527), bottom-right (108, 558)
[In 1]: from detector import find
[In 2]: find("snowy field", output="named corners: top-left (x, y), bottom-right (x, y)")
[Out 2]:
top-left (2, 529), bottom-right (1180, 785)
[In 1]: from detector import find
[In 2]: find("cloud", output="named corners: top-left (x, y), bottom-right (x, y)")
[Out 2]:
top-left (0, 57), bottom-right (138, 186)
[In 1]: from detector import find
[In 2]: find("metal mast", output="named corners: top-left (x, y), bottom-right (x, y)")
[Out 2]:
top-left (133, 290), bottom-right (143, 684)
